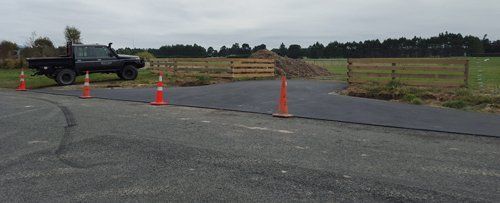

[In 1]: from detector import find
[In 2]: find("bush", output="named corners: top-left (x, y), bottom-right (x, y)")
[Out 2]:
top-left (443, 100), bottom-right (467, 109)
top-left (410, 98), bottom-right (423, 105)
top-left (402, 94), bottom-right (423, 105)
top-left (386, 80), bottom-right (402, 90)
top-left (0, 59), bottom-right (23, 69)
top-left (196, 75), bottom-right (212, 85)
top-left (135, 51), bottom-right (155, 61)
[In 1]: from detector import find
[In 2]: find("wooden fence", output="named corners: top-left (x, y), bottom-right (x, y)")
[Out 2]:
top-left (148, 58), bottom-right (275, 79)
top-left (347, 58), bottom-right (469, 88)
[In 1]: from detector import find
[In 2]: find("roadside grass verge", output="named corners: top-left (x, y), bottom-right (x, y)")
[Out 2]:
top-left (0, 68), bottom-right (233, 89)
top-left (343, 81), bottom-right (500, 113)
top-left (0, 69), bottom-right (158, 89)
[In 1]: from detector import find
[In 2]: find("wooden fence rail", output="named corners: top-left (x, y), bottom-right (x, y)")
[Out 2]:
top-left (347, 58), bottom-right (469, 88)
top-left (148, 58), bottom-right (275, 79)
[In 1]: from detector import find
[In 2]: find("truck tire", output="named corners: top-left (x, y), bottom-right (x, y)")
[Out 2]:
top-left (118, 65), bottom-right (138, 80)
top-left (55, 69), bottom-right (76, 86)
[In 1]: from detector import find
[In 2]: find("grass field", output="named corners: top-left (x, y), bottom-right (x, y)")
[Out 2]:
top-left (304, 57), bottom-right (500, 91)
top-left (0, 69), bottom-right (159, 89)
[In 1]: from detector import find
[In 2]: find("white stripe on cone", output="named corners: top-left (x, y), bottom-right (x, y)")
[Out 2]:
top-left (84, 82), bottom-right (89, 86)
top-left (159, 75), bottom-right (163, 82)
top-left (157, 86), bottom-right (163, 91)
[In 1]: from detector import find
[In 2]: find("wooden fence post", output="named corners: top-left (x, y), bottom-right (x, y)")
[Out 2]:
top-left (173, 59), bottom-right (178, 78)
top-left (347, 59), bottom-right (352, 85)
top-left (230, 60), bottom-right (234, 80)
top-left (464, 60), bottom-right (469, 88)
top-left (391, 63), bottom-right (396, 81)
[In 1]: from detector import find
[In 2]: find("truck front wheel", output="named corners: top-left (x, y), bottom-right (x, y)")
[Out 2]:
top-left (55, 69), bottom-right (76, 86)
top-left (118, 65), bottom-right (138, 80)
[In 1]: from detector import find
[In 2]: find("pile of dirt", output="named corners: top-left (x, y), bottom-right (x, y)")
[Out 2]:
top-left (250, 50), bottom-right (331, 78)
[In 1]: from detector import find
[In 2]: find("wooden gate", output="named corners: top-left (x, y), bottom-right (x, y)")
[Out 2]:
top-left (148, 58), bottom-right (275, 79)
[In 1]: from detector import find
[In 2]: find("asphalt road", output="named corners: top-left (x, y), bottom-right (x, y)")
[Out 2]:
top-left (1, 90), bottom-right (499, 201)
top-left (35, 80), bottom-right (500, 137)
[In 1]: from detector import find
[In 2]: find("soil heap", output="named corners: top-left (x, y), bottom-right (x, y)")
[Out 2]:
top-left (250, 50), bottom-right (331, 77)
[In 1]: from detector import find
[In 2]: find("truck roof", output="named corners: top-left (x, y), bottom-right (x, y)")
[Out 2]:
top-left (72, 44), bottom-right (107, 47)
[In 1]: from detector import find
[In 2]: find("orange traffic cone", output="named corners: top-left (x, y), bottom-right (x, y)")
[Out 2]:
top-left (79, 71), bottom-right (92, 99)
top-left (16, 68), bottom-right (27, 91)
top-left (150, 71), bottom-right (168, 106)
top-left (273, 75), bottom-right (293, 118)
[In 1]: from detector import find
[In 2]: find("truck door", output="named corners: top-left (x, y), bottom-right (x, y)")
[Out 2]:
top-left (74, 46), bottom-right (101, 73)
top-left (94, 46), bottom-right (122, 71)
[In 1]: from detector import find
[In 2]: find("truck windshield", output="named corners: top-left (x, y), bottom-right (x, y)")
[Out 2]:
top-left (75, 46), bottom-right (114, 59)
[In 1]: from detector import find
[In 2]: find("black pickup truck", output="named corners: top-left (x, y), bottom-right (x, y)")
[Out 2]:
top-left (27, 43), bottom-right (145, 85)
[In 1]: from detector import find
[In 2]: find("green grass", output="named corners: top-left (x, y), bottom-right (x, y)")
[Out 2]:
top-left (304, 57), bottom-right (500, 91)
top-left (0, 69), bottom-right (158, 89)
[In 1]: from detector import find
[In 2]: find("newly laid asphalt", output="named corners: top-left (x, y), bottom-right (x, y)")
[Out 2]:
top-left (1, 90), bottom-right (499, 201)
top-left (34, 80), bottom-right (500, 137)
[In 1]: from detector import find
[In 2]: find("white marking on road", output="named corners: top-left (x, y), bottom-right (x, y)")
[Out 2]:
top-left (24, 105), bottom-right (33, 108)
top-left (277, 130), bottom-right (294, 134)
top-left (281, 170), bottom-right (287, 174)
top-left (180, 118), bottom-right (191, 121)
top-left (189, 168), bottom-right (195, 171)
top-left (295, 146), bottom-right (309, 150)
top-left (361, 154), bottom-right (368, 157)
top-left (28, 140), bottom-right (49, 144)
top-left (343, 175), bottom-right (352, 179)
top-left (235, 124), bottom-right (295, 134)
top-left (201, 120), bottom-right (211, 123)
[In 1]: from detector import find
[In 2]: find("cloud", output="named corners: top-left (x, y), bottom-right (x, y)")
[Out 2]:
top-left (1, 0), bottom-right (499, 48)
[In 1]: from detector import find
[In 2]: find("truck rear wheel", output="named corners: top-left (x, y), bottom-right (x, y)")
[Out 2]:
top-left (118, 65), bottom-right (138, 80)
top-left (55, 69), bottom-right (76, 86)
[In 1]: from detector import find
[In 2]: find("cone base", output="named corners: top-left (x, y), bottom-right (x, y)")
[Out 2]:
top-left (150, 102), bottom-right (168, 106)
top-left (16, 88), bottom-right (27, 91)
top-left (79, 96), bottom-right (93, 99)
top-left (273, 113), bottom-right (293, 118)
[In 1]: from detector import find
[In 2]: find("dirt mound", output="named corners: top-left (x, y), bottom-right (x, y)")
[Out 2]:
top-left (250, 50), bottom-right (331, 78)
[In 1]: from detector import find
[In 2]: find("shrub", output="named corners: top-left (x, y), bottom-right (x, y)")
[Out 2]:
top-left (0, 59), bottom-right (23, 69)
top-left (196, 75), bottom-right (212, 85)
top-left (410, 98), bottom-right (423, 105)
top-left (443, 100), bottom-right (467, 109)
top-left (386, 80), bottom-right (402, 90)
top-left (402, 94), bottom-right (423, 105)
top-left (402, 94), bottom-right (417, 102)
top-left (135, 51), bottom-right (155, 61)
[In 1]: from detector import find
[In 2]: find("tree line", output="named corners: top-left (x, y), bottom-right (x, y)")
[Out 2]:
top-left (115, 32), bottom-right (500, 59)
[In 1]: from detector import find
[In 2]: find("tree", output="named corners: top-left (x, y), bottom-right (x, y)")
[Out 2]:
top-left (287, 44), bottom-right (302, 59)
top-left (64, 26), bottom-right (82, 44)
top-left (218, 46), bottom-right (229, 57)
top-left (207, 47), bottom-right (217, 57)
top-left (229, 43), bottom-right (241, 55)
top-left (0, 40), bottom-right (18, 59)
top-left (275, 43), bottom-right (287, 56)
top-left (135, 51), bottom-right (155, 61)
top-left (464, 36), bottom-right (484, 55)
top-left (308, 42), bottom-right (325, 58)
top-left (241, 43), bottom-right (251, 55)
top-left (252, 44), bottom-right (266, 52)
top-left (33, 37), bottom-right (57, 57)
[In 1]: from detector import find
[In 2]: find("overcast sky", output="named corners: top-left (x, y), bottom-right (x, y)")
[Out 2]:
top-left (1, 0), bottom-right (499, 48)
